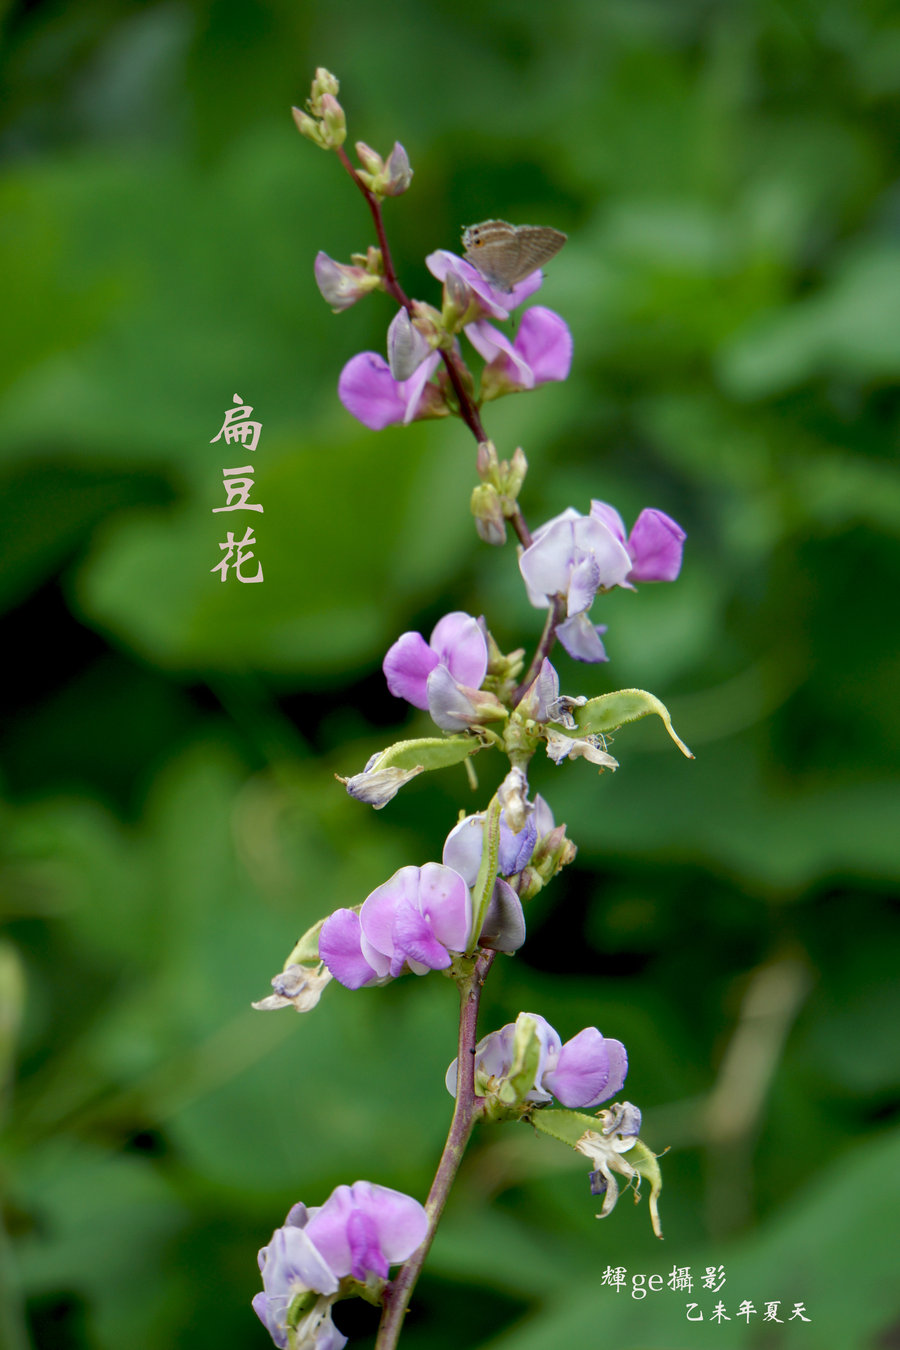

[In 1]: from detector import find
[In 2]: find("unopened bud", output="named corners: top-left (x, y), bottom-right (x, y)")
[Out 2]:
top-left (310, 68), bottom-right (340, 112)
top-left (388, 308), bottom-right (431, 381)
top-left (383, 142), bottom-right (413, 195)
top-left (355, 141), bottom-right (384, 175)
top-left (506, 446), bottom-right (528, 497)
top-left (314, 252), bottom-right (382, 312)
top-left (471, 484), bottom-right (507, 546)
top-left (476, 440), bottom-right (500, 481)
top-left (319, 93), bottom-right (346, 148)
top-left (292, 105), bottom-right (326, 147)
top-left (443, 270), bottom-right (473, 329)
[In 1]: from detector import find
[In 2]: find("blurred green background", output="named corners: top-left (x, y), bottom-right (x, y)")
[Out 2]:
top-left (2, 1), bottom-right (899, 1347)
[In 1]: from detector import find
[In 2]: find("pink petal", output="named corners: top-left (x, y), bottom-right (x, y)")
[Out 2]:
top-left (319, 909), bottom-right (381, 989)
top-left (512, 306), bottom-right (572, 383)
top-left (627, 508), bottom-right (686, 582)
top-left (429, 611), bottom-right (488, 689)
top-left (338, 352), bottom-right (406, 430)
top-left (383, 631), bottom-right (438, 709)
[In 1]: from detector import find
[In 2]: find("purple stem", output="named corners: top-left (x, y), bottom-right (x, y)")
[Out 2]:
top-left (375, 950), bottom-right (495, 1350)
top-left (335, 146), bottom-right (488, 443)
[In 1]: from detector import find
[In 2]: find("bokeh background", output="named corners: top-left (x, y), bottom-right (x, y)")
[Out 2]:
top-left (2, 1), bottom-right (899, 1347)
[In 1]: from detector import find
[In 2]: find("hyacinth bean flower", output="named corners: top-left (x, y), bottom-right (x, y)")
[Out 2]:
top-left (441, 809), bottom-right (530, 952)
top-left (446, 1011), bottom-right (628, 1110)
top-left (518, 500), bottom-right (685, 663)
top-left (319, 863), bottom-right (472, 989)
top-left (337, 349), bottom-right (445, 430)
top-left (253, 1182), bottom-right (428, 1349)
top-left (442, 805), bottom-right (537, 883)
top-left (383, 610), bottom-right (497, 733)
top-left (427, 250), bottom-right (571, 393)
top-left (468, 305), bottom-right (573, 397)
top-left (337, 250), bottom-right (571, 430)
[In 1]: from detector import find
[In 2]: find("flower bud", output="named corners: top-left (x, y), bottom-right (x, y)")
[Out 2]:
top-left (388, 308), bottom-right (432, 380)
top-left (442, 269), bottom-right (474, 330)
top-left (314, 252), bottom-right (382, 312)
top-left (355, 141), bottom-right (413, 197)
top-left (292, 105), bottom-right (327, 148)
top-left (309, 67), bottom-right (340, 113)
top-left (476, 439), bottom-right (500, 482)
top-left (354, 140), bottom-right (384, 175)
top-left (383, 142), bottom-right (413, 195)
top-left (480, 622), bottom-right (525, 686)
top-left (471, 484), bottom-right (507, 546)
top-left (319, 92), bottom-right (346, 148)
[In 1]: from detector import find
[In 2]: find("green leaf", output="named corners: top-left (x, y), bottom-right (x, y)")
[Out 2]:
top-left (573, 689), bottom-right (693, 758)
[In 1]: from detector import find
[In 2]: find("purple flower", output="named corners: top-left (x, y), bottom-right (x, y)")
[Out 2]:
top-left (445, 1011), bottom-right (627, 1110)
top-left (383, 611), bottom-right (488, 712)
top-left (428, 253), bottom-right (571, 397)
top-left (426, 249), bottom-right (543, 320)
top-left (319, 863), bottom-right (472, 989)
top-left (253, 1183), bottom-right (427, 1348)
top-left (442, 810), bottom-right (537, 882)
top-left (441, 809), bottom-right (530, 954)
top-left (469, 306), bottom-right (573, 397)
top-left (422, 664), bottom-right (507, 733)
top-left (519, 506), bottom-right (633, 662)
top-left (337, 350), bottom-right (444, 430)
top-left (338, 249), bottom-right (570, 431)
top-left (589, 501), bottom-right (686, 583)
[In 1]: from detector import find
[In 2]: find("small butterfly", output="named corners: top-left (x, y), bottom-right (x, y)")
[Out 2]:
top-left (462, 219), bottom-right (567, 291)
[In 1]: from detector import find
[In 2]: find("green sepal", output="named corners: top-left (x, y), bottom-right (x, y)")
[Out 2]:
top-left (285, 1289), bottom-right (318, 1347)
top-left (369, 735), bottom-right (479, 773)
top-left (498, 1013), bottom-right (543, 1105)
top-left (467, 796), bottom-right (501, 954)
top-left (572, 689), bottom-right (693, 758)
top-left (284, 917), bottom-right (328, 967)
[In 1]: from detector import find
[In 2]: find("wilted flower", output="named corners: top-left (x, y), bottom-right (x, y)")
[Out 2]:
top-left (252, 962), bottom-right (333, 1014)
top-left (515, 658), bottom-right (586, 726)
top-left (544, 727), bottom-right (619, 772)
top-left (335, 754), bottom-right (426, 809)
top-left (575, 1103), bottom-right (662, 1238)
top-left (253, 1182), bottom-right (428, 1348)
top-left (446, 1011), bottom-right (628, 1110)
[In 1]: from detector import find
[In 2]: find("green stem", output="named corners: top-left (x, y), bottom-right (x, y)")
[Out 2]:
top-left (375, 950), bottom-right (495, 1349)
